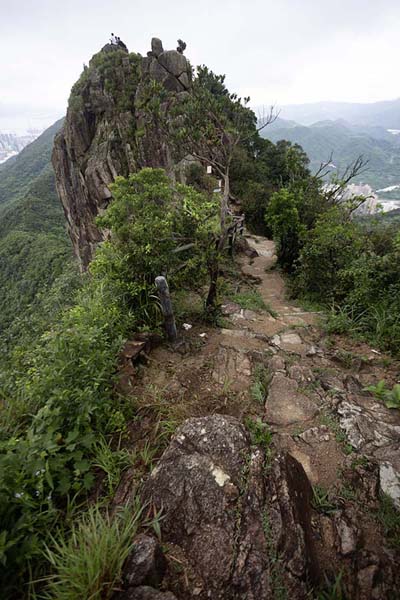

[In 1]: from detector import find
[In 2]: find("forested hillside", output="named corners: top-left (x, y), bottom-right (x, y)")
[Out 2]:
top-left (263, 117), bottom-right (400, 193)
top-left (0, 120), bottom-right (79, 358)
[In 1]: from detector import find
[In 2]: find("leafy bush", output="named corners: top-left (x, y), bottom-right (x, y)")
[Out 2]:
top-left (94, 168), bottom-right (219, 319)
top-left (265, 187), bottom-right (306, 272)
top-left (364, 380), bottom-right (400, 409)
top-left (294, 207), bottom-right (365, 300)
top-left (230, 137), bottom-right (311, 236)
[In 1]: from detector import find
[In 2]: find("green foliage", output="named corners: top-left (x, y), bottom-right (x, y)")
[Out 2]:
top-left (262, 165), bottom-right (400, 354)
top-left (376, 492), bottom-right (400, 549)
top-left (42, 504), bottom-right (142, 600)
top-left (69, 50), bottom-right (141, 114)
top-left (246, 417), bottom-right (272, 453)
top-left (231, 135), bottom-right (311, 236)
top-left (266, 188), bottom-right (306, 272)
top-left (231, 289), bottom-right (267, 312)
top-left (364, 380), bottom-right (400, 409)
top-left (293, 212), bottom-right (400, 353)
top-left (311, 485), bottom-right (336, 515)
top-left (315, 571), bottom-right (345, 600)
top-left (95, 168), bottom-right (218, 322)
top-left (0, 120), bottom-right (63, 206)
top-left (0, 276), bottom-right (132, 593)
top-left (93, 437), bottom-right (135, 496)
top-left (250, 364), bottom-right (271, 404)
top-left (0, 123), bottom-right (79, 370)
top-left (295, 208), bottom-right (364, 300)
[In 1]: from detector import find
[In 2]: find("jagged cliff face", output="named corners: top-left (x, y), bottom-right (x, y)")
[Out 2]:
top-left (52, 38), bottom-right (191, 270)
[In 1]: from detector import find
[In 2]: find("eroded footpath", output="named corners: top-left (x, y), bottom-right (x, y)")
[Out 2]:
top-left (114, 235), bottom-right (400, 600)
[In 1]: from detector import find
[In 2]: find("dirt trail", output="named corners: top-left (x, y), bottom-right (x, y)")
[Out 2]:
top-left (121, 234), bottom-right (400, 595)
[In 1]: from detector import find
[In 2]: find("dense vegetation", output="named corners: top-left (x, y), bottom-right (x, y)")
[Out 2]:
top-left (265, 176), bottom-right (400, 354)
top-left (0, 123), bottom-right (82, 412)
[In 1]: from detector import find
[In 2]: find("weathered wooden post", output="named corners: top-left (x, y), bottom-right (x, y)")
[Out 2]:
top-left (239, 215), bottom-right (245, 236)
top-left (155, 276), bottom-right (177, 343)
top-left (228, 226), bottom-right (234, 257)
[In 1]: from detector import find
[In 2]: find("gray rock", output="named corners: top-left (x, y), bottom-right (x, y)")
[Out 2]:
top-left (265, 374), bottom-right (319, 426)
top-left (379, 461), bottom-right (400, 508)
top-left (151, 38), bottom-right (164, 57)
top-left (299, 426), bottom-right (331, 444)
top-left (220, 301), bottom-right (241, 316)
top-left (317, 372), bottom-right (345, 393)
top-left (142, 415), bottom-right (320, 599)
top-left (158, 50), bottom-right (188, 77)
top-left (336, 394), bottom-right (400, 507)
top-left (334, 513), bottom-right (359, 555)
top-left (269, 355), bottom-right (286, 373)
top-left (117, 587), bottom-right (177, 600)
top-left (123, 534), bottom-right (166, 588)
top-left (211, 346), bottom-right (251, 390)
top-left (287, 364), bottom-right (313, 384)
top-left (337, 394), bottom-right (400, 451)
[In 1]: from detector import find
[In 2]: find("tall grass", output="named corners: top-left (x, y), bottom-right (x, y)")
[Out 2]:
top-left (42, 504), bottom-right (142, 600)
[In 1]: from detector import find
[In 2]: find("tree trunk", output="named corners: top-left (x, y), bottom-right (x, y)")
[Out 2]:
top-left (206, 258), bottom-right (219, 307)
top-left (155, 276), bottom-right (177, 342)
top-left (206, 171), bottom-right (231, 307)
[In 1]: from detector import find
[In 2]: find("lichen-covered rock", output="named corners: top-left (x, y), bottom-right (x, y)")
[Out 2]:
top-left (52, 38), bottom-right (191, 270)
top-left (123, 534), bottom-right (166, 588)
top-left (336, 393), bottom-right (400, 507)
top-left (142, 414), bottom-right (320, 599)
top-left (117, 587), bottom-right (177, 600)
top-left (265, 373), bottom-right (319, 426)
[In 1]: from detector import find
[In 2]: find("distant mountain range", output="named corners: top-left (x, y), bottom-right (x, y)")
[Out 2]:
top-left (277, 98), bottom-right (400, 129)
top-left (262, 107), bottom-right (400, 208)
top-left (0, 131), bottom-right (42, 164)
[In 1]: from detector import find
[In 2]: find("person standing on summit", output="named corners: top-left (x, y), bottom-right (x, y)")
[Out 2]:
top-left (110, 33), bottom-right (117, 45)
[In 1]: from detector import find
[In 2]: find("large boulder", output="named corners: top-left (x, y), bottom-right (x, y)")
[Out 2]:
top-left (142, 414), bottom-right (320, 599)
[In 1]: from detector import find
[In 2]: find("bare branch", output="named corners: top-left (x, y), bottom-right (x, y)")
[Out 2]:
top-left (257, 105), bottom-right (279, 133)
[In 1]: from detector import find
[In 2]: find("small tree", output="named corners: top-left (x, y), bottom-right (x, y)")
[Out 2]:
top-left (94, 168), bottom-right (218, 324)
top-left (170, 66), bottom-right (275, 305)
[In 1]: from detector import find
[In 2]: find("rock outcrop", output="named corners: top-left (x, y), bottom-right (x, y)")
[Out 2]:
top-left (141, 415), bottom-right (320, 599)
top-left (52, 38), bottom-right (191, 270)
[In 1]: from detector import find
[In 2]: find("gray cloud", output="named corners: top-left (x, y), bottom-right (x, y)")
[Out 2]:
top-left (1, 0), bottom-right (399, 131)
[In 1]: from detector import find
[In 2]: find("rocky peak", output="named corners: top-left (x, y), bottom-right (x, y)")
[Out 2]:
top-left (52, 38), bottom-right (191, 270)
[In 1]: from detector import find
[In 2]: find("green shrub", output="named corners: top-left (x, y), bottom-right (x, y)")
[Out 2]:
top-left (294, 208), bottom-right (365, 300)
top-left (265, 188), bottom-right (306, 272)
top-left (94, 168), bottom-right (218, 317)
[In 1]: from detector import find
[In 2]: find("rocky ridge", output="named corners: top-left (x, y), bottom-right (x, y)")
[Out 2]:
top-left (111, 235), bottom-right (400, 599)
top-left (52, 38), bottom-right (191, 269)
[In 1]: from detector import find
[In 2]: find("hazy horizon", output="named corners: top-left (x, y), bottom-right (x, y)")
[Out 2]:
top-left (2, 0), bottom-right (400, 133)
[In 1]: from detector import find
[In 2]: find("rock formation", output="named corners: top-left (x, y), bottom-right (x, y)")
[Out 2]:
top-left (140, 415), bottom-right (320, 599)
top-left (52, 38), bottom-right (191, 270)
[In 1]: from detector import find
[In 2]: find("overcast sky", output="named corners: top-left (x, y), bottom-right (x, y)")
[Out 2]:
top-left (1, 0), bottom-right (400, 132)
